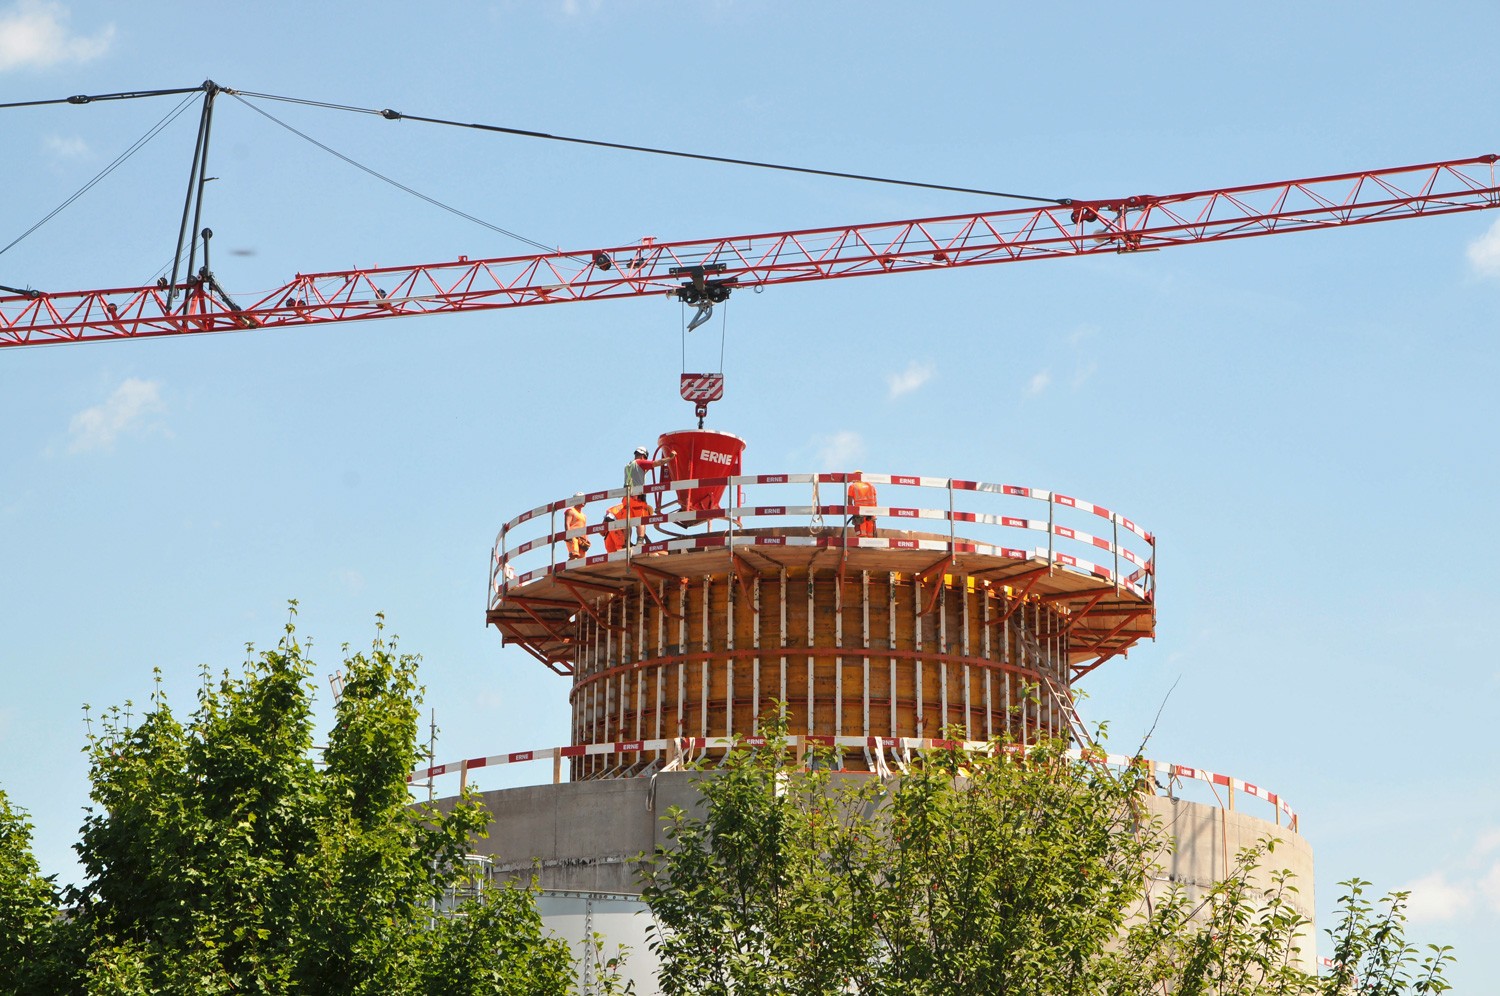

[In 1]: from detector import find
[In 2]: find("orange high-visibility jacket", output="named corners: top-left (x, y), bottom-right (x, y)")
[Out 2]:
top-left (848, 480), bottom-right (877, 508)
top-left (603, 497), bottom-right (653, 553)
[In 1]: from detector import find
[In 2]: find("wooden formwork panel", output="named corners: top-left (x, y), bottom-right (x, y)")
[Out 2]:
top-left (568, 563), bottom-right (1082, 779)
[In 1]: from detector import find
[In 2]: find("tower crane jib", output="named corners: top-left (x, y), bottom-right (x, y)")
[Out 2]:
top-left (1, 155), bottom-right (1496, 348)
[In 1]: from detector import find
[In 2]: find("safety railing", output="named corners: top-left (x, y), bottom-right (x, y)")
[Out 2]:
top-left (408, 734), bottom-right (1296, 832)
top-left (489, 472), bottom-right (1155, 608)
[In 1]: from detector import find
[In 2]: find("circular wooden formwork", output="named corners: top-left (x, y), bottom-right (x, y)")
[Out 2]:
top-left (488, 527), bottom-right (1155, 780)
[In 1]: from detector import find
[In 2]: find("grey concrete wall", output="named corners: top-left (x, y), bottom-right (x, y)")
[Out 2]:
top-left (458, 776), bottom-right (1315, 910)
top-left (1142, 794), bottom-right (1313, 905)
top-left (458, 774), bottom-right (706, 894)
top-left (1137, 794), bottom-right (1316, 972)
top-left (454, 775), bottom-right (1317, 976)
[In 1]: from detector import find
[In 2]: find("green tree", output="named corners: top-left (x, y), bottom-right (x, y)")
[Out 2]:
top-left (641, 722), bottom-right (1452, 996)
top-left (51, 607), bottom-right (573, 995)
top-left (0, 788), bottom-right (63, 995)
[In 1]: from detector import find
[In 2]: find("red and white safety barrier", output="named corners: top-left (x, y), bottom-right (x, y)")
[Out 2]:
top-left (408, 734), bottom-right (1296, 830)
top-left (490, 472), bottom-right (1156, 606)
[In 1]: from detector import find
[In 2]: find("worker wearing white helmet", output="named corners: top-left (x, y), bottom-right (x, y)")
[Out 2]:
top-left (624, 445), bottom-right (671, 490)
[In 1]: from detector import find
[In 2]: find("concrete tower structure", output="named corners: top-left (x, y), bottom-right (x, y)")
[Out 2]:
top-left (431, 419), bottom-right (1312, 990)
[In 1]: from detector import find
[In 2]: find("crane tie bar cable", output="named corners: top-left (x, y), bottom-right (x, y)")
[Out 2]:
top-left (225, 93), bottom-right (561, 256)
top-left (2, 82), bottom-right (1071, 205)
top-left (227, 88), bottom-right (1070, 205)
top-left (0, 85), bottom-right (209, 110)
top-left (0, 92), bottom-right (200, 261)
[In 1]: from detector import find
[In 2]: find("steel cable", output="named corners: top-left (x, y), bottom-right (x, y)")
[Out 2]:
top-left (0, 93), bottom-right (199, 261)
top-left (230, 88), bottom-right (1067, 205)
top-left (226, 93), bottom-right (562, 255)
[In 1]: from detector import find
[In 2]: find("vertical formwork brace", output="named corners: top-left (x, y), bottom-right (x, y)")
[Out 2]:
top-left (962, 578), bottom-right (972, 740)
top-left (752, 577), bottom-right (762, 731)
top-left (602, 601), bottom-right (613, 751)
top-left (1018, 605), bottom-right (1028, 748)
top-left (1050, 604), bottom-right (1061, 741)
top-left (617, 668), bottom-right (627, 772)
top-left (779, 568), bottom-right (788, 712)
top-left (677, 582), bottom-right (688, 737)
top-left (861, 570), bottom-right (870, 739)
top-left (806, 571), bottom-right (816, 738)
top-left (835, 566), bottom-right (844, 738)
top-left (982, 586), bottom-right (993, 741)
top-left (635, 592), bottom-right (645, 750)
top-left (655, 582), bottom-right (665, 760)
top-left (939, 581), bottom-right (949, 733)
top-left (913, 574), bottom-right (924, 737)
top-left (700, 575), bottom-right (711, 740)
top-left (888, 572), bottom-right (897, 739)
top-left (726, 569), bottom-right (736, 740)
top-left (1003, 608), bottom-right (1013, 743)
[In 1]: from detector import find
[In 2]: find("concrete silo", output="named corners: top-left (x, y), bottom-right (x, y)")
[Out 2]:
top-left (429, 404), bottom-right (1311, 990)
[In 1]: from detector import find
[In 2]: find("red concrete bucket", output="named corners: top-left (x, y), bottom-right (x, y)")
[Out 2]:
top-left (659, 429), bottom-right (745, 512)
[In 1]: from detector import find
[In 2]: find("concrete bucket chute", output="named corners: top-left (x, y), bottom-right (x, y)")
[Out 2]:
top-left (658, 428), bottom-right (744, 512)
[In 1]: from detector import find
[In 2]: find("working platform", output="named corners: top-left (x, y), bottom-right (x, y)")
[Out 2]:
top-left (487, 471), bottom-right (1156, 777)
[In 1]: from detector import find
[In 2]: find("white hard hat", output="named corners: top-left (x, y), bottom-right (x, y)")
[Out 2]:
top-left (634, 446), bottom-right (649, 457)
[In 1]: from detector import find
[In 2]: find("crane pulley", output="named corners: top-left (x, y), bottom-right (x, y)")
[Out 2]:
top-left (2, 154), bottom-right (1496, 348)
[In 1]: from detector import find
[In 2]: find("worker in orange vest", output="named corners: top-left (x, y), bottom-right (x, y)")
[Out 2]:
top-left (564, 494), bottom-right (590, 559)
top-left (847, 474), bottom-right (877, 538)
top-left (603, 495), bottom-right (654, 552)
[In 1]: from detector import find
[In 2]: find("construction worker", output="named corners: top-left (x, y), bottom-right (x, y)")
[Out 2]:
top-left (847, 473), bottom-right (877, 538)
top-left (602, 494), bottom-right (654, 552)
top-left (624, 445), bottom-right (672, 490)
top-left (564, 493), bottom-right (590, 560)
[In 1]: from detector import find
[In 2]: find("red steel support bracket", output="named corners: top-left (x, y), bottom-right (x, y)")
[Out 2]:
top-left (729, 551), bottom-right (760, 604)
top-left (917, 553), bottom-right (956, 616)
top-left (1057, 589), bottom-right (1109, 637)
top-left (556, 578), bottom-right (626, 633)
top-left (507, 597), bottom-right (575, 646)
top-left (985, 566), bottom-right (1049, 628)
top-left (628, 561), bottom-right (686, 618)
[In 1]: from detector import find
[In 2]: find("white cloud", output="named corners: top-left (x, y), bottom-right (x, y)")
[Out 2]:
top-left (43, 133), bottom-right (87, 158)
top-left (1468, 218), bottom-right (1500, 279)
top-left (0, 1), bottom-right (114, 71)
top-left (1403, 872), bottom-right (1474, 923)
top-left (1476, 828), bottom-right (1500, 857)
top-left (814, 430), bottom-right (865, 468)
top-left (1025, 370), bottom-right (1052, 397)
top-left (66, 377), bottom-right (166, 453)
top-left (1067, 324), bottom-right (1096, 347)
top-left (1481, 862), bottom-right (1500, 911)
top-left (1400, 828), bottom-right (1500, 923)
top-left (886, 360), bottom-right (934, 399)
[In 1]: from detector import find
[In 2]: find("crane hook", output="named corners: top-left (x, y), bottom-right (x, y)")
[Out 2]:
top-left (685, 300), bottom-right (715, 332)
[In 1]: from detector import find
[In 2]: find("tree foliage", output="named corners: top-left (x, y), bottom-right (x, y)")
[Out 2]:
top-left (0, 788), bottom-right (62, 994)
top-left (641, 721), bottom-right (1452, 996)
top-left (2, 607), bottom-right (574, 995)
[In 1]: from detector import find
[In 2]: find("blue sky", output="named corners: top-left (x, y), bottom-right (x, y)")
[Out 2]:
top-left (3, 0), bottom-right (1499, 987)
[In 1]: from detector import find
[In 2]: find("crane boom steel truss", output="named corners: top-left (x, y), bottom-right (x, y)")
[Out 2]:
top-left (2, 155), bottom-right (1496, 347)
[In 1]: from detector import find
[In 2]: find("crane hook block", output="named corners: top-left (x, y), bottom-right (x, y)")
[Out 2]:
top-left (670, 263), bottom-right (736, 307)
top-left (681, 373), bottom-right (724, 427)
